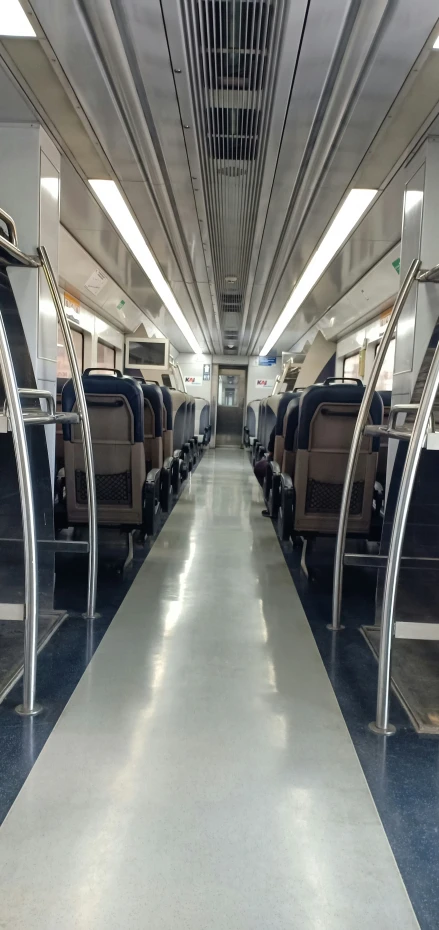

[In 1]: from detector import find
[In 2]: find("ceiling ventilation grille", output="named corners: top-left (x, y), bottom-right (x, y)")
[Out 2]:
top-left (181, 0), bottom-right (284, 343)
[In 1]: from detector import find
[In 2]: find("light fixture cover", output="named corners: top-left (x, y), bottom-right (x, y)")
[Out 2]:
top-left (89, 180), bottom-right (202, 354)
top-left (0, 0), bottom-right (36, 36)
top-left (434, 35), bottom-right (439, 49)
top-left (260, 188), bottom-right (377, 356)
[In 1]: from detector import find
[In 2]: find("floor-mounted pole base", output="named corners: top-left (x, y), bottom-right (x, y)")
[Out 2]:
top-left (327, 623), bottom-right (345, 632)
top-left (82, 612), bottom-right (101, 621)
top-left (15, 702), bottom-right (43, 717)
top-left (368, 721), bottom-right (396, 736)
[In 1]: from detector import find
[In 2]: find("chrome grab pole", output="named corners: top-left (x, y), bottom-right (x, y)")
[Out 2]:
top-left (0, 312), bottom-right (41, 716)
top-left (330, 258), bottom-right (421, 632)
top-left (371, 338), bottom-right (439, 735)
top-left (38, 247), bottom-right (99, 620)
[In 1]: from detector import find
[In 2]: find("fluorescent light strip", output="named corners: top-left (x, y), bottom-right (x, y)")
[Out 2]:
top-left (89, 180), bottom-right (202, 353)
top-left (434, 35), bottom-right (439, 49)
top-left (260, 188), bottom-right (378, 356)
top-left (0, 0), bottom-right (36, 36)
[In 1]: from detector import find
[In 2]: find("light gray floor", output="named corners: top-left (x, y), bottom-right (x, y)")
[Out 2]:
top-left (0, 450), bottom-right (418, 929)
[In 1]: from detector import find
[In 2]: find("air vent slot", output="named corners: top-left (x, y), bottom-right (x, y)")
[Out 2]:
top-left (220, 293), bottom-right (242, 310)
top-left (217, 166), bottom-right (248, 177)
top-left (199, 2), bottom-right (273, 91)
top-left (208, 108), bottom-right (260, 161)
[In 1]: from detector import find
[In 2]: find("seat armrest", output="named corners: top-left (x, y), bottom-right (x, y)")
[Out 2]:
top-left (146, 468), bottom-right (161, 487)
top-left (280, 472), bottom-right (293, 491)
top-left (268, 461), bottom-right (280, 475)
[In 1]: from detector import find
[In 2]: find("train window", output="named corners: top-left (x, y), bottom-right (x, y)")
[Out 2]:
top-left (343, 351), bottom-right (360, 380)
top-left (57, 324), bottom-right (84, 379)
top-left (97, 339), bottom-right (116, 371)
top-left (376, 338), bottom-right (395, 391)
top-left (162, 374), bottom-right (172, 388)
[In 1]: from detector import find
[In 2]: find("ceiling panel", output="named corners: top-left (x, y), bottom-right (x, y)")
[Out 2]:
top-left (255, 158), bottom-right (406, 354)
top-left (0, 55), bottom-right (35, 121)
top-left (29, 0), bottom-right (216, 351)
top-left (247, 0), bottom-right (439, 355)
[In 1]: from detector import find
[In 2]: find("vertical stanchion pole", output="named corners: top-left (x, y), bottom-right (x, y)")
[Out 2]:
top-left (38, 247), bottom-right (99, 620)
top-left (0, 312), bottom-right (41, 715)
top-left (370, 338), bottom-right (439, 735)
top-left (330, 258), bottom-right (421, 632)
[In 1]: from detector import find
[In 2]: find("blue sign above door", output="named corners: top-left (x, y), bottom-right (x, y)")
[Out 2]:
top-left (258, 356), bottom-right (276, 366)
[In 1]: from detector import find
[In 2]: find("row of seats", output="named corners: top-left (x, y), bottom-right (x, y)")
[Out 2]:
top-left (56, 369), bottom-right (210, 539)
top-left (251, 380), bottom-right (390, 543)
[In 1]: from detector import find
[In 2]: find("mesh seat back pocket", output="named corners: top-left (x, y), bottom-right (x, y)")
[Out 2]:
top-left (75, 470), bottom-right (132, 506)
top-left (305, 478), bottom-right (364, 515)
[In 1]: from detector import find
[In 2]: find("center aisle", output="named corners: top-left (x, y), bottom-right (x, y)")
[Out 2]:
top-left (0, 450), bottom-right (417, 928)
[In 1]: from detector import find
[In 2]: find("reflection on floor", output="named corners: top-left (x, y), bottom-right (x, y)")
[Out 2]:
top-left (0, 470), bottom-right (187, 825)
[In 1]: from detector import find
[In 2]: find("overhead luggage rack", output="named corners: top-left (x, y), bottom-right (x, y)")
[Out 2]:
top-left (0, 207), bottom-right (98, 717)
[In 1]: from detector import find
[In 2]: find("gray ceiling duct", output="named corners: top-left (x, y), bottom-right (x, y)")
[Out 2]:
top-left (181, 0), bottom-right (285, 341)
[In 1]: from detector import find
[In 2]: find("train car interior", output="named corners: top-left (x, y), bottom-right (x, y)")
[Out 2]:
top-left (3, 2), bottom-right (439, 928)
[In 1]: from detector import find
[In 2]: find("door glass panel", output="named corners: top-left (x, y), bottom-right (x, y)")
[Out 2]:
top-left (343, 352), bottom-right (360, 380)
top-left (97, 340), bottom-right (116, 371)
top-left (57, 325), bottom-right (83, 380)
top-left (376, 339), bottom-right (395, 391)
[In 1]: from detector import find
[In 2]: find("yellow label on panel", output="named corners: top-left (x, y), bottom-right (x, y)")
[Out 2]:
top-left (64, 292), bottom-right (80, 324)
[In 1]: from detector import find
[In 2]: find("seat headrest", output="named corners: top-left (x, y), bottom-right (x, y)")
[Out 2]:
top-left (141, 383), bottom-right (163, 437)
top-left (297, 383), bottom-right (383, 450)
top-left (160, 385), bottom-right (173, 429)
top-left (275, 392), bottom-right (297, 436)
top-left (62, 373), bottom-right (144, 442)
top-left (284, 393), bottom-right (302, 451)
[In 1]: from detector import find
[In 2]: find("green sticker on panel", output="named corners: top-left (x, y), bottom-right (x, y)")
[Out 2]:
top-left (392, 258), bottom-right (401, 274)
top-left (117, 299), bottom-right (126, 310)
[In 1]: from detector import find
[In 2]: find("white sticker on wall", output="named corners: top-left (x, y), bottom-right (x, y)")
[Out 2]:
top-left (256, 378), bottom-right (274, 388)
top-left (185, 375), bottom-right (202, 386)
top-left (85, 268), bottom-right (108, 296)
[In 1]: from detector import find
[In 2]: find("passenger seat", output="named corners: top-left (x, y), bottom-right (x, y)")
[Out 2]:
top-left (279, 380), bottom-right (383, 541)
top-left (264, 391), bottom-right (297, 517)
top-left (62, 370), bottom-right (149, 530)
top-left (140, 382), bottom-right (168, 533)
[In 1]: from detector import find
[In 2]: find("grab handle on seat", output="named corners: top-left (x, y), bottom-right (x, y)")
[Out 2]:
top-left (323, 377), bottom-right (363, 386)
top-left (83, 368), bottom-right (123, 377)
